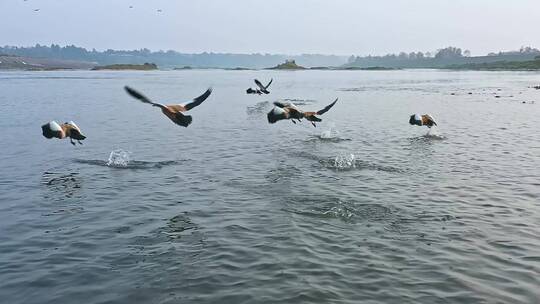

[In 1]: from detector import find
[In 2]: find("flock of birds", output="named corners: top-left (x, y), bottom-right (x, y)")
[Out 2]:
top-left (41, 78), bottom-right (437, 145)
top-left (27, 3), bottom-right (164, 13)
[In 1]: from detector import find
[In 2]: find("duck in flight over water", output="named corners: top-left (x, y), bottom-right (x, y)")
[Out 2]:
top-left (124, 86), bottom-right (212, 127)
top-left (409, 114), bottom-right (437, 128)
top-left (246, 78), bottom-right (272, 95)
top-left (267, 98), bottom-right (338, 127)
top-left (41, 121), bottom-right (86, 145)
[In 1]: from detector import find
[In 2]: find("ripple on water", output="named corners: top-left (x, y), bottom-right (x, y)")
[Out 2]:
top-left (288, 150), bottom-right (405, 173)
top-left (2, 69), bottom-right (540, 304)
top-left (287, 199), bottom-right (394, 224)
top-left (74, 149), bottom-right (183, 170)
top-left (321, 200), bottom-right (393, 223)
top-left (159, 213), bottom-right (200, 241)
top-left (246, 101), bottom-right (271, 116)
top-left (41, 171), bottom-right (83, 202)
top-left (318, 154), bottom-right (405, 173)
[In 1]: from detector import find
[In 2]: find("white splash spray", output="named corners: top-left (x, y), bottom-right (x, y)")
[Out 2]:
top-left (106, 149), bottom-right (131, 167)
top-left (333, 153), bottom-right (356, 170)
top-left (320, 123), bottom-right (340, 139)
top-left (425, 127), bottom-right (445, 139)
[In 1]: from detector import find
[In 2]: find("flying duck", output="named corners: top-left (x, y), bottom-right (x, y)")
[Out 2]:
top-left (246, 88), bottom-right (262, 95)
top-left (247, 78), bottom-right (272, 95)
top-left (409, 114), bottom-right (437, 128)
top-left (124, 86), bottom-right (212, 127)
top-left (41, 121), bottom-right (86, 145)
top-left (267, 98), bottom-right (338, 127)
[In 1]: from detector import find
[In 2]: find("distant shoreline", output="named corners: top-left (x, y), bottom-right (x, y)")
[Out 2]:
top-left (3, 68), bottom-right (540, 72)
top-left (91, 63), bottom-right (158, 71)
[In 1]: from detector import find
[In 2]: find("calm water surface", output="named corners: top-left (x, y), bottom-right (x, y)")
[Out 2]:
top-left (0, 70), bottom-right (539, 303)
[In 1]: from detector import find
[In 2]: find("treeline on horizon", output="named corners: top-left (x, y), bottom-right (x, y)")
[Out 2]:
top-left (0, 44), bottom-right (347, 69)
top-left (346, 46), bottom-right (540, 68)
top-left (1, 44), bottom-right (539, 69)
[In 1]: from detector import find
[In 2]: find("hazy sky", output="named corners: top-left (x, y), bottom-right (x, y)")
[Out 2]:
top-left (2, 0), bottom-right (539, 56)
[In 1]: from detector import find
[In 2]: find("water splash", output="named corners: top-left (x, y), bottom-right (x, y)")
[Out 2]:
top-left (425, 127), bottom-right (446, 140)
top-left (323, 201), bottom-right (357, 221)
top-left (106, 149), bottom-right (131, 168)
top-left (320, 123), bottom-right (339, 139)
top-left (313, 124), bottom-right (350, 142)
top-left (333, 153), bottom-right (356, 170)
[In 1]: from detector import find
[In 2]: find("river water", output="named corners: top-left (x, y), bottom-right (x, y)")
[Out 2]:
top-left (0, 69), bottom-right (539, 303)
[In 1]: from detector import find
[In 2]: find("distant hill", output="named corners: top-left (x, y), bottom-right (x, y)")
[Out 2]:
top-left (0, 54), bottom-right (95, 70)
top-left (267, 60), bottom-right (306, 70)
top-left (0, 44), bottom-right (348, 69)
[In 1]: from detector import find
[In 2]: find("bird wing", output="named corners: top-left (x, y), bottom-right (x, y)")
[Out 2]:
top-left (287, 107), bottom-right (303, 118)
top-left (265, 78), bottom-right (273, 89)
top-left (254, 79), bottom-right (265, 90)
top-left (41, 121), bottom-right (63, 139)
top-left (184, 88), bottom-right (212, 111)
top-left (254, 79), bottom-right (270, 93)
top-left (316, 98), bottom-right (338, 115)
top-left (273, 101), bottom-right (289, 108)
top-left (66, 121), bottom-right (81, 132)
top-left (273, 101), bottom-right (297, 109)
top-left (66, 125), bottom-right (86, 140)
top-left (267, 107), bottom-right (289, 123)
top-left (424, 114), bottom-right (437, 125)
top-left (124, 86), bottom-right (165, 108)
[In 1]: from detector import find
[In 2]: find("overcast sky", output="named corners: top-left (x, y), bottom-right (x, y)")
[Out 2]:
top-left (1, 0), bottom-right (539, 56)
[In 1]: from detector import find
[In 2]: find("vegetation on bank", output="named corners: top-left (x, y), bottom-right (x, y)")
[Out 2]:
top-left (267, 60), bottom-right (306, 70)
top-left (91, 63), bottom-right (158, 71)
top-left (174, 66), bottom-right (192, 70)
top-left (0, 54), bottom-right (94, 70)
top-left (0, 44), bottom-right (347, 69)
top-left (307, 66), bottom-right (399, 71)
top-left (3, 44), bottom-right (540, 71)
top-left (344, 46), bottom-right (540, 69)
top-left (224, 67), bottom-right (253, 70)
top-left (445, 57), bottom-right (540, 71)
top-left (343, 66), bottom-right (398, 71)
